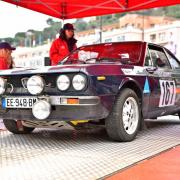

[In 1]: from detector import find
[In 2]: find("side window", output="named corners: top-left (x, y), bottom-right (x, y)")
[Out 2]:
top-left (144, 48), bottom-right (153, 66)
top-left (165, 49), bottom-right (180, 69)
top-left (149, 45), bottom-right (171, 69)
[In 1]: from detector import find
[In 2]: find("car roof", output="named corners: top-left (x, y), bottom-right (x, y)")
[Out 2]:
top-left (79, 41), bottom-right (165, 49)
top-left (79, 41), bottom-right (146, 48)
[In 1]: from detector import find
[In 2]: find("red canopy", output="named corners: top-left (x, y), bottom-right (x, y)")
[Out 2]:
top-left (2, 0), bottom-right (179, 19)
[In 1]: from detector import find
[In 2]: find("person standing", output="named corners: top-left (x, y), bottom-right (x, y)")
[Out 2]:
top-left (49, 23), bottom-right (77, 66)
top-left (0, 42), bottom-right (16, 70)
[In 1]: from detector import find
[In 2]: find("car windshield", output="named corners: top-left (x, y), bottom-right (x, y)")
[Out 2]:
top-left (61, 42), bottom-right (143, 65)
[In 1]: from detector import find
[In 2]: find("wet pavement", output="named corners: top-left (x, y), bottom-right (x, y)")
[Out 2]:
top-left (0, 118), bottom-right (180, 180)
top-left (0, 119), bottom-right (5, 130)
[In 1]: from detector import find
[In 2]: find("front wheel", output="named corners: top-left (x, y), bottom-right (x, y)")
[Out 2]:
top-left (105, 88), bottom-right (141, 142)
top-left (3, 119), bottom-right (35, 134)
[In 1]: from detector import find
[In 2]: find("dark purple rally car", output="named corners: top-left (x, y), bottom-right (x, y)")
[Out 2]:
top-left (0, 41), bottom-right (180, 141)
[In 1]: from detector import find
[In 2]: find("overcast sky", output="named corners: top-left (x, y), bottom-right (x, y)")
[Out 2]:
top-left (0, 1), bottom-right (73, 38)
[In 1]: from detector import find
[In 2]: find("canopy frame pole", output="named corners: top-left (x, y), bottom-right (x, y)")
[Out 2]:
top-left (113, 0), bottom-right (126, 10)
top-left (100, 16), bottom-right (103, 43)
top-left (70, 3), bottom-right (123, 10)
top-left (142, 10), bottom-right (145, 41)
top-left (61, 2), bottom-right (67, 19)
top-left (127, 0), bottom-right (158, 10)
top-left (36, 0), bottom-right (62, 16)
top-left (125, 0), bottom-right (129, 8)
top-left (12, 0), bottom-right (58, 5)
top-left (68, 0), bottom-right (124, 16)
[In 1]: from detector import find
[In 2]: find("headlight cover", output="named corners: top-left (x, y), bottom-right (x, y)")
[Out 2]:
top-left (0, 77), bottom-right (6, 95)
top-left (27, 75), bottom-right (45, 95)
top-left (32, 100), bottom-right (51, 120)
top-left (57, 75), bottom-right (70, 91)
top-left (72, 74), bottom-right (87, 91)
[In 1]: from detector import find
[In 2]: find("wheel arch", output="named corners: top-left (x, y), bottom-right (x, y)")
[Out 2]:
top-left (118, 78), bottom-right (143, 104)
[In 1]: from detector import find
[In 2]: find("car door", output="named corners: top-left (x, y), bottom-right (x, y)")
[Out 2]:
top-left (145, 44), bottom-right (176, 117)
top-left (164, 48), bottom-right (180, 110)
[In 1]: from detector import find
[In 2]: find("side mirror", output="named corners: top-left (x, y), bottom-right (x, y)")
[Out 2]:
top-left (146, 67), bottom-right (157, 74)
top-left (156, 58), bottom-right (166, 67)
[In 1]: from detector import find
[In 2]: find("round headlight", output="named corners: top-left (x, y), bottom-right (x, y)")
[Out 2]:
top-left (72, 74), bottom-right (87, 91)
top-left (0, 77), bottom-right (6, 95)
top-left (32, 100), bottom-right (51, 120)
top-left (57, 75), bottom-right (70, 91)
top-left (27, 76), bottom-right (45, 95)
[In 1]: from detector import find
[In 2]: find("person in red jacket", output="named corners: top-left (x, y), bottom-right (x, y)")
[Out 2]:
top-left (50, 23), bottom-right (77, 66)
top-left (0, 42), bottom-right (16, 70)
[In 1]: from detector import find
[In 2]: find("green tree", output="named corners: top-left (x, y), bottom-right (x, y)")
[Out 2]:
top-left (43, 21), bottom-right (61, 41)
top-left (75, 19), bottom-right (88, 32)
top-left (14, 32), bottom-right (26, 39)
top-left (0, 37), bottom-right (14, 44)
top-left (46, 18), bottom-right (55, 26)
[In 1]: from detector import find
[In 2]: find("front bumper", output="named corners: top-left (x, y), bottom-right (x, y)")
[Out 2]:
top-left (0, 96), bottom-right (109, 121)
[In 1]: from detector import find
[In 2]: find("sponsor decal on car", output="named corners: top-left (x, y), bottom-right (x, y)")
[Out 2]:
top-left (159, 80), bottom-right (176, 107)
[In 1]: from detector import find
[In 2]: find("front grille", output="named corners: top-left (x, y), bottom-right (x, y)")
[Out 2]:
top-left (4, 74), bottom-right (57, 95)
top-left (21, 77), bottom-right (29, 89)
top-left (3, 73), bottom-right (90, 96)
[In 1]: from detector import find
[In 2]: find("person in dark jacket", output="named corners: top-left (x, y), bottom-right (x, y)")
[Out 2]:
top-left (49, 23), bottom-right (77, 65)
top-left (0, 42), bottom-right (16, 70)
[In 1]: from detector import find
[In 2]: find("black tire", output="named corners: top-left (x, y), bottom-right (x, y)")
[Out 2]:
top-left (3, 119), bottom-right (35, 134)
top-left (105, 88), bottom-right (141, 142)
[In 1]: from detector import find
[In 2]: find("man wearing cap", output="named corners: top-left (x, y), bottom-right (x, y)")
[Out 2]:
top-left (49, 23), bottom-right (77, 66)
top-left (0, 42), bottom-right (16, 70)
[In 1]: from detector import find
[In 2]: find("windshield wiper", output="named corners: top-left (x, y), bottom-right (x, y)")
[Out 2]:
top-left (61, 57), bottom-right (132, 65)
top-left (85, 57), bottom-right (120, 63)
top-left (60, 59), bottom-right (86, 64)
top-left (119, 59), bottom-right (132, 64)
top-left (85, 57), bottom-right (132, 64)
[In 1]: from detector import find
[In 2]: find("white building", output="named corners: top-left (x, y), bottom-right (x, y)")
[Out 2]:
top-left (13, 44), bottom-right (50, 68)
top-left (144, 21), bottom-right (180, 58)
top-left (77, 26), bottom-right (142, 44)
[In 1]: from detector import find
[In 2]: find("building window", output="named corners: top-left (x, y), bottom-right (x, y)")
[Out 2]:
top-left (159, 32), bottom-right (166, 41)
top-left (125, 23), bottom-right (129, 28)
top-left (104, 38), bottom-right (112, 43)
top-left (150, 34), bottom-right (156, 42)
top-left (117, 36), bottom-right (125, 42)
top-left (150, 24), bottom-right (155, 28)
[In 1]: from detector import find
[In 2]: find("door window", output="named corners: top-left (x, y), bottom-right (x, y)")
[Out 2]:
top-left (165, 49), bottom-right (180, 69)
top-left (148, 45), bottom-right (171, 69)
top-left (144, 48), bottom-right (153, 66)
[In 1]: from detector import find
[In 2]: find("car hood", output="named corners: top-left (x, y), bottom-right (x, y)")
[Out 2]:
top-left (0, 63), bottom-right (137, 76)
top-left (0, 64), bottom-right (86, 76)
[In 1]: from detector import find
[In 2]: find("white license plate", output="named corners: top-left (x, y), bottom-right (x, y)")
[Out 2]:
top-left (2, 97), bottom-right (38, 108)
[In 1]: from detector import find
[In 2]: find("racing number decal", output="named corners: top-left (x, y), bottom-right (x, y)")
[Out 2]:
top-left (159, 80), bottom-right (176, 107)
